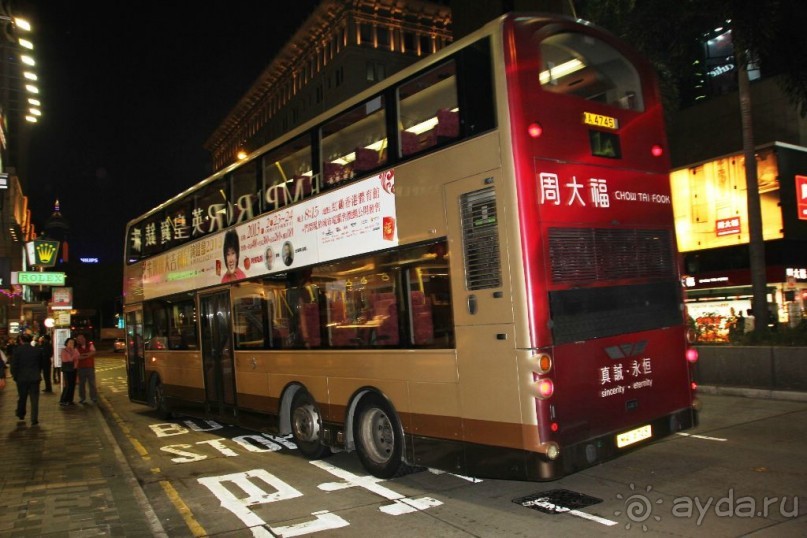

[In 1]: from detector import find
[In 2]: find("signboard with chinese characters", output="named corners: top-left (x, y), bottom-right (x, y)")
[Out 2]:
top-left (715, 216), bottom-right (741, 236)
top-left (141, 170), bottom-right (398, 299)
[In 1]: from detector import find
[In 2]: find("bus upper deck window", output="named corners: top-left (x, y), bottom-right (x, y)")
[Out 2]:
top-left (538, 33), bottom-right (644, 112)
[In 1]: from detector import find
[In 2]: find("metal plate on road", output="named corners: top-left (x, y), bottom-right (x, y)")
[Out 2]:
top-left (513, 489), bottom-right (602, 515)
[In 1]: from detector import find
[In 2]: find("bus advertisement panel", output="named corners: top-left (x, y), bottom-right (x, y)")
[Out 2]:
top-left (140, 171), bottom-right (397, 299)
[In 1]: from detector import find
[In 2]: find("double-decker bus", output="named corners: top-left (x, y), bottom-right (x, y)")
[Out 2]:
top-left (123, 13), bottom-right (698, 481)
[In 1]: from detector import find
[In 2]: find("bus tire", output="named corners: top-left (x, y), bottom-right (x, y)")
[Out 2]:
top-left (149, 375), bottom-right (172, 419)
top-left (353, 393), bottom-right (408, 478)
top-left (291, 391), bottom-right (331, 460)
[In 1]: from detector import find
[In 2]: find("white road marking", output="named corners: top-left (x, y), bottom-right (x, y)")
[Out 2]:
top-left (676, 432), bottom-right (727, 442)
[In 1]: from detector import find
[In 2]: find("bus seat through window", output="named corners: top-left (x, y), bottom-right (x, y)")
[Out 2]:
top-left (300, 302), bottom-right (321, 347)
top-left (353, 147), bottom-right (378, 173)
top-left (435, 108), bottom-right (459, 140)
top-left (324, 162), bottom-right (347, 185)
top-left (372, 296), bottom-right (399, 345)
top-left (411, 291), bottom-right (434, 345)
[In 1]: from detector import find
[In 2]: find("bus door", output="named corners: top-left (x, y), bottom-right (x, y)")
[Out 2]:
top-left (200, 290), bottom-right (237, 416)
top-left (124, 307), bottom-right (148, 403)
top-left (444, 174), bottom-right (522, 458)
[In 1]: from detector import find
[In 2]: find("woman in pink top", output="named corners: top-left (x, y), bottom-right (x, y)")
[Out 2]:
top-left (59, 337), bottom-right (80, 406)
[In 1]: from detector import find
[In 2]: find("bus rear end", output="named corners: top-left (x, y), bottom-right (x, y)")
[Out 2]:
top-left (503, 15), bottom-right (698, 477)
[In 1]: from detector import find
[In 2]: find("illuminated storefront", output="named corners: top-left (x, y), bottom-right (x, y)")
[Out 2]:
top-left (671, 143), bottom-right (807, 342)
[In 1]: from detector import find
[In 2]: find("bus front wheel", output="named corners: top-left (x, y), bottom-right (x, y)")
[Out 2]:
top-left (353, 394), bottom-right (406, 478)
top-left (290, 391), bottom-right (331, 460)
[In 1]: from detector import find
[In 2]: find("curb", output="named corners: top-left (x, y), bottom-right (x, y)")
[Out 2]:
top-left (96, 395), bottom-right (168, 537)
top-left (697, 384), bottom-right (807, 402)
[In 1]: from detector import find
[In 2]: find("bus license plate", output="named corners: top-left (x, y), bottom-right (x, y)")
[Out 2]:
top-left (616, 425), bottom-right (652, 448)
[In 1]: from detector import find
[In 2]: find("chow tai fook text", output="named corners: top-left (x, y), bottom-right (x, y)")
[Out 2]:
top-left (537, 172), bottom-right (671, 208)
top-left (141, 171), bottom-right (397, 299)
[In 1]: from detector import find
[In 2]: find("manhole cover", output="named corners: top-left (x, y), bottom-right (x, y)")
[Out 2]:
top-left (513, 489), bottom-right (602, 515)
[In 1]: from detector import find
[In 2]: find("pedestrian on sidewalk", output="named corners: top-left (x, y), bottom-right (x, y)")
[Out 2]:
top-left (39, 335), bottom-right (54, 393)
top-left (0, 340), bottom-right (8, 381)
top-left (0, 344), bottom-right (6, 391)
top-left (10, 330), bottom-right (42, 425)
top-left (76, 333), bottom-right (98, 404)
top-left (59, 337), bottom-right (79, 406)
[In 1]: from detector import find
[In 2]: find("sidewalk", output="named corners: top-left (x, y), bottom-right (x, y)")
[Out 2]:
top-left (0, 381), bottom-right (165, 536)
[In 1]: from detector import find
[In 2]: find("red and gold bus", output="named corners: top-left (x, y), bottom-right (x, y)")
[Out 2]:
top-left (123, 13), bottom-right (698, 481)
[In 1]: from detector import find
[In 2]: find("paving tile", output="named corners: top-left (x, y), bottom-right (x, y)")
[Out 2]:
top-left (0, 366), bottom-right (161, 537)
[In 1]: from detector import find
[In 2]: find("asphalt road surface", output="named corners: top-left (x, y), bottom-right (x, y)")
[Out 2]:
top-left (94, 354), bottom-right (807, 537)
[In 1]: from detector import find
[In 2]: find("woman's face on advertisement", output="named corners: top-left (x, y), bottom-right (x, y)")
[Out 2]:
top-left (225, 247), bottom-right (238, 273)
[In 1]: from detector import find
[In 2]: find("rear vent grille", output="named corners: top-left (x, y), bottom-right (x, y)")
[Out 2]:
top-left (549, 228), bottom-right (675, 283)
top-left (461, 187), bottom-right (502, 290)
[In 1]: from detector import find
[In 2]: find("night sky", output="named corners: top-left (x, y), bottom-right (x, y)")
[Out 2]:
top-left (25, 1), bottom-right (321, 285)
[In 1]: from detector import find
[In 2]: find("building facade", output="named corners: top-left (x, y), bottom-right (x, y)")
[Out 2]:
top-left (0, 4), bottom-right (45, 339)
top-left (668, 31), bottom-right (807, 341)
top-left (204, 0), bottom-right (452, 171)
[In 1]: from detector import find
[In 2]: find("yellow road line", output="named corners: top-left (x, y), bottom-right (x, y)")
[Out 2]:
top-left (100, 394), bottom-right (151, 460)
top-left (160, 480), bottom-right (208, 537)
top-left (101, 390), bottom-right (206, 536)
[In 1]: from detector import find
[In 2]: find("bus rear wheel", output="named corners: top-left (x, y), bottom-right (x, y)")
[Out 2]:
top-left (291, 391), bottom-right (331, 460)
top-left (353, 394), bottom-right (406, 478)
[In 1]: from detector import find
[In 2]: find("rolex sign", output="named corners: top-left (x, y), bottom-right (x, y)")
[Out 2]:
top-left (25, 239), bottom-right (61, 267)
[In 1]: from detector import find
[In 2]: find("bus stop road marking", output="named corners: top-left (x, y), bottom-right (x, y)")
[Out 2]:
top-left (567, 509), bottom-right (618, 526)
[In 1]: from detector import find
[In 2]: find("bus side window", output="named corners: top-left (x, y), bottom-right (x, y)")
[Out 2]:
top-left (261, 135), bottom-right (314, 212)
top-left (397, 60), bottom-right (458, 158)
top-left (321, 96), bottom-right (387, 188)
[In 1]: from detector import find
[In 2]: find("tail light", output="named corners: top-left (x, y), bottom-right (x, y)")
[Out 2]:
top-left (532, 352), bottom-right (552, 374)
top-left (527, 122), bottom-right (543, 138)
top-left (686, 348), bottom-right (699, 363)
top-left (536, 378), bottom-right (554, 399)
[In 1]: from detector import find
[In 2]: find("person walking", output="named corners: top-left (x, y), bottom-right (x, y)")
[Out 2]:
top-left (0, 343), bottom-right (6, 391)
top-left (38, 335), bottom-right (54, 393)
top-left (75, 333), bottom-right (98, 404)
top-left (59, 337), bottom-right (80, 406)
top-left (10, 330), bottom-right (43, 425)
